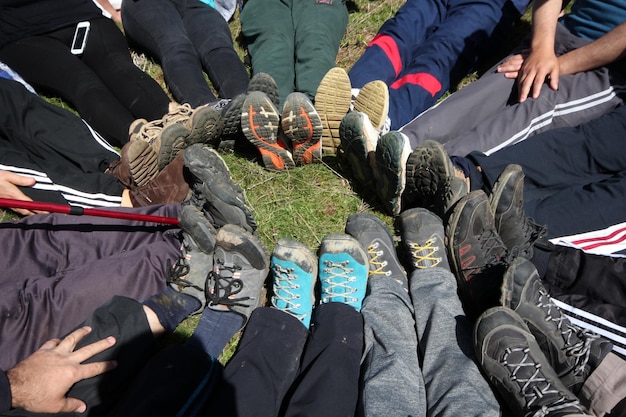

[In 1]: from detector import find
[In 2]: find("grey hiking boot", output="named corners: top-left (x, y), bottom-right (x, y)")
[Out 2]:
top-left (318, 233), bottom-right (369, 311)
top-left (281, 92), bottom-right (322, 166)
top-left (374, 131), bottom-right (412, 216)
top-left (405, 140), bottom-right (468, 218)
top-left (399, 208), bottom-right (450, 271)
top-left (167, 205), bottom-right (218, 314)
top-left (446, 190), bottom-right (512, 319)
top-left (345, 213), bottom-right (408, 291)
top-left (339, 111), bottom-right (379, 191)
top-left (183, 144), bottom-right (257, 233)
top-left (490, 164), bottom-right (547, 259)
top-left (500, 257), bottom-right (613, 394)
top-left (315, 67), bottom-right (352, 156)
top-left (475, 307), bottom-right (590, 417)
top-left (208, 224), bottom-right (270, 323)
top-left (270, 238), bottom-right (318, 328)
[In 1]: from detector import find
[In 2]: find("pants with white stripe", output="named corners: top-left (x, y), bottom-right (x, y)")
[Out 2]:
top-left (399, 23), bottom-right (626, 157)
top-left (0, 79), bottom-right (124, 208)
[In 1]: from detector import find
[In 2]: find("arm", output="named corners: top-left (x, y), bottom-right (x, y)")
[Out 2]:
top-left (93, 0), bottom-right (122, 24)
top-left (6, 326), bottom-right (116, 414)
top-left (0, 170), bottom-right (40, 216)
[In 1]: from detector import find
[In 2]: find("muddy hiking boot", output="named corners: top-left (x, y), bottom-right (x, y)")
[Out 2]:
top-left (399, 207), bottom-right (450, 271)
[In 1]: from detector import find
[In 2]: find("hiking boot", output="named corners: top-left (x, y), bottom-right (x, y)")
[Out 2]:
top-left (106, 140), bottom-right (158, 189)
top-left (155, 122), bottom-right (192, 171)
top-left (220, 93), bottom-right (247, 150)
top-left (241, 91), bottom-right (295, 171)
top-left (475, 307), bottom-right (590, 417)
top-left (248, 72), bottom-right (280, 108)
top-left (490, 164), bottom-right (547, 259)
top-left (345, 213), bottom-right (408, 291)
top-left (129, 118), bottom-right (147, 142)
top-left (339, 111), bottom-right (379, 191)
top-left (167, 205), bottom-right (218, 314)
top-left (182, 104), bottom-right (224, 149)
top-left (207, 223), bottom-right (270, 323)
top-left (399, 207), bottom-right (450, 271)
top-left (315, 67), bottom-right (352, 156)
top-left (270, 238), bottom-right (318, 328)
top-left (353, 80), bottom-right (389, 133)
top-left (374, 131), bottom-right (412, 216)
top-left (184, 144), bottom-right (257, 233)
top-left (281, 92), bottom-right (323, 165)
top-left (129, 151), bottom-right (191, 206)
top-left (500, 257), bottom-right (613, 394)
top-left (446, 190), bottom-right (511, 318)
top-left (405, 140), bottom-right (468, 218)
top-left (318, 233), bottom-right (369, 311)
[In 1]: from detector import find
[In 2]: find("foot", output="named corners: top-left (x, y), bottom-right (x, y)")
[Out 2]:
top-left (281, 92), bottom-right (323, 165)
top-left (345, 213), bottom-right (408, 291)
top-left (207, 223), bottom-right (270, 323)
top-left (474, 307), bottom-right (590, 417)
top-left (315, 67), bottom-right (352, 156)
top-left (106, 140), bottom-right (158, 188)
top-left (374, 131), bottom-right (412, 216)
top-left (182, 104), bottom-right (224, 149)
top-left (318, 233), bottom-right (369, 311)
top-left (270, 238), bottom-right (318, 328)
top-left (248, 72), bottom-right (280, 108)
top-left (446, 190), bottom-right (511, 319)
top-left (489, 164), bottom-right (547, 259)
top-left (405, 140), bottom-right (468, 218)
top-left (241, 91), bottom-right (295, 171)
top-left (500, 257), bottom-right (613, 394)
top-left (353, 80), bottom-right (389, 133)
top-left (398, 207), bottom-right (450, 271)
top-left (129, 151), bottom-right (191, 206)
top-left (183, 143), bottom-right (257, 233)
top-left (339, 111), bottom-right (379, 190)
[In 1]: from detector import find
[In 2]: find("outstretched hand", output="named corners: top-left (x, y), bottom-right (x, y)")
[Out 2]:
top-left (7, 326), bottom-right (117, 414)
top-left (0, 170), bottom-right (41, 216)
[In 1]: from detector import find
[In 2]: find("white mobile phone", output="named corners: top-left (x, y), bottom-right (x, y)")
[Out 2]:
top-left (70, 21), bottom-right (91, 55)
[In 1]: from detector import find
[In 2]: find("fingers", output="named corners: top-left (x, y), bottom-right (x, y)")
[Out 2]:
top-left (58, 397), bottom-right (88, 414)
top-left (2, 171), bottom-right (36, 187)
top-left (57, 326), bottom-right (93, 352)
top-left (72, 336), bottom-right (116, 364)
top-left (76, 359), bottom-right (118, 381)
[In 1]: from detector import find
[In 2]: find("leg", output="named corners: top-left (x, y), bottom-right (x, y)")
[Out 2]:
top-left (241, 0), bottom-right (296, 106)
top-left (121, 0), bottom-right (217, 106)
top-left (292, 0), bottom-right (348, 101)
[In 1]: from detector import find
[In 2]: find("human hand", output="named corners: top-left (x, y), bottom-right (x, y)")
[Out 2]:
top-left (515, 47), bottom-right (559, 102)
top-left (497, 51), bottom-right (528, 78)
top-left (7, 326), bottom-right (117, 414)
top-left (0, 170), bottom-right (42, 216)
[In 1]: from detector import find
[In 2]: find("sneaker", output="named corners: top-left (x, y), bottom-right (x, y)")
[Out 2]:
top-left (182, 104), bottom-right (224, 149)
top-left (446, 190), bottom-right (511, 318)
top-left (248, 72), bottom-right (280, 108)
top-left (241, 91), bottom-right (295, 171)
top-left (220, 93), bottom-right (247, 150)
top-left (129, 151), bottom-right (191, 206)
top-left (339, 111), bottom-right (379, 190)
top-left (106, 140), bottom-right (158, 188)
top-left (281, 92), bottom-right (323, 165)
top-left (500, 257), bottom-right (613, 394)
top-left (167, 205), bottom-right (218, 314)
top-left (398, 208), bottom-right (450, 271)
top-left (207, 223), bottom-right (270, 323)
top-left (353, 80), bottom-right (389, 133)
top-left (270, 238), bottom-right (318, 328)
top-left (474, 307), bottom-right (589, 417)
top-left (405, 140), bottom-right (468, 218)
top-left (129, 118), bottom-right (147, 142)
top-left (490, 164), bottom-right (547, 259)
top-left (318, 233), bottom-right (369, 311)
top-left (374, 131), bottom-right (412, 216)
top-left (183, 144), bottom-right (257, 233)
top-left (315, 67), bottom-right (352, 156)
top-left (345, 213), bottom-right (408, 291)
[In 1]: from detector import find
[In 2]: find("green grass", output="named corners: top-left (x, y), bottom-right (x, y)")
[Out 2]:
top-left (4, 0), bottom-right (532, 359)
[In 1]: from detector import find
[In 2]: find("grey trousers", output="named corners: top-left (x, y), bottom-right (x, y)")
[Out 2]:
top-left (399, 23), bottom-right (626, 157)
top-left (359, 267), bottom-right (499, 417)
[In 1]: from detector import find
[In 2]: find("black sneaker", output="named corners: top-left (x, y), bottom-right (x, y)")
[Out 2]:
top-left (167, 205), bottom-right (218, 314)
top-left (345, 213), bottom-right (408, 291)
top-left (500, 257), bottom-right (613, 394)
top-left (207, 224), bottom-right (270, 323)
top-left (446, 190), bottom-right (511, 318)
top-left (248, 72), bottom-right (280, 108)
top-left (490, 164), bottom-right (547, 259)
top-left (184, 144), bottom-right (257, 233)
top-left (405, 140), bottom-right (467, 218)
top-left (220, 93), bottom-right (247, 150)
top-left (475, 307), bottom-right (590, 417)
top-left (398, 207), bottom-right (450, 271)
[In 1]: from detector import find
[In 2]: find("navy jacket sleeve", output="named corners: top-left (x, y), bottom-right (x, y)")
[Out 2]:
top-left (0, 369), bottom-right (11, 412)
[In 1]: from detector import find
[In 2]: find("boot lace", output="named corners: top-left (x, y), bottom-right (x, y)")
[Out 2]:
top-left (321, 259), bottom-right (358, 304)
top-left (207, 260), bottom-right (252, 309)
top-left (407, 238), bottom-right (443, 269)
top-left (367, 242), bottom-right (391, 277)
top-left (271, 264), bottom-right (305, 319)
top-left (500, 345), bottom-right (585, 417)
top-left (463, 228), bottom-right (512, 277)
top-left (166, 256), bottom-right (206, 292)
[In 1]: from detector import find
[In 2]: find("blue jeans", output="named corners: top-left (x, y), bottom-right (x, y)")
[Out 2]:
top-left (122, 0), bottom-right (249, 107)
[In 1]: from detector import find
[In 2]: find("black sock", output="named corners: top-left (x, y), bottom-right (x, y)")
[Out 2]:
top-left (143, 287), bottom-right (201, 332)
top-left (187, 308), bottom-right (244, 358)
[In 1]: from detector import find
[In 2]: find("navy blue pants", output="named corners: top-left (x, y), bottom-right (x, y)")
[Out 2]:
top-left (348, 0), bottom-right (524, 129)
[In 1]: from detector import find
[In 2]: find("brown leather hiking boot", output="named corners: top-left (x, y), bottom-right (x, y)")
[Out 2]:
top-left (105, 140), bottom-right (158, 189)
top-left (130, 152), bottom-right (191, 206)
